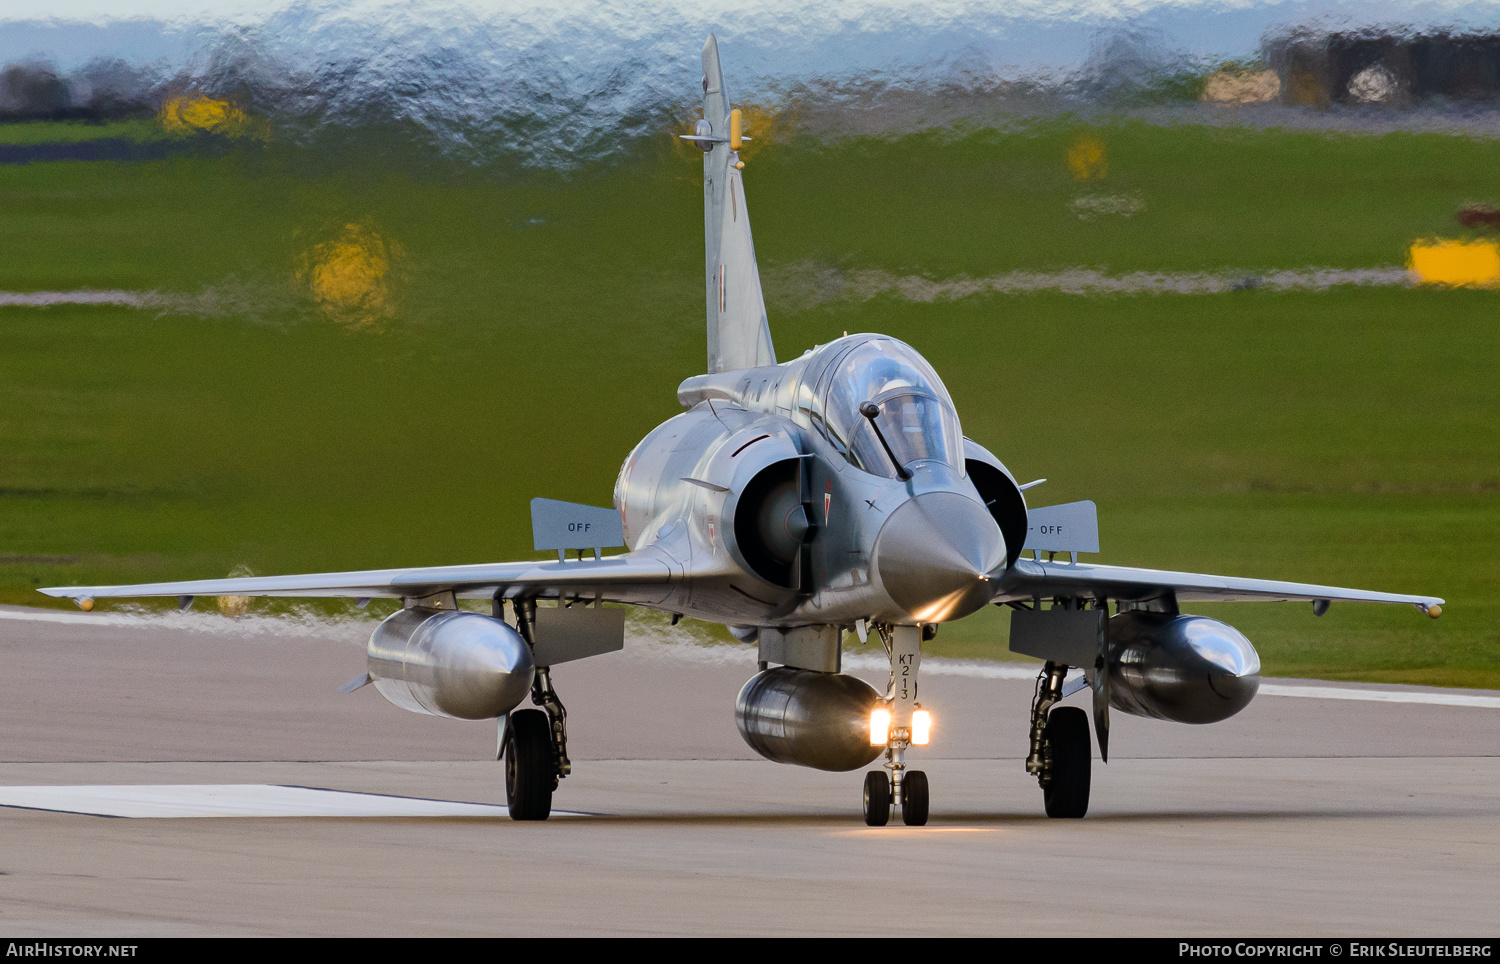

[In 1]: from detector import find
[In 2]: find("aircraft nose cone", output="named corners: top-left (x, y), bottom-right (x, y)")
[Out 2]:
top-left (873, 491), bottom-right (1005, 623)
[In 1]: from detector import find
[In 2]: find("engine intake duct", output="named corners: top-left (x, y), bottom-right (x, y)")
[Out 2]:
top-left (732, 458), bottom-right (811, 589)
top-left (1107, 612), bottom-right (1261, 724)
top-left (367, 608), bottom-right (535, 720)
top-left (735, 667), bottom-right (884, 772)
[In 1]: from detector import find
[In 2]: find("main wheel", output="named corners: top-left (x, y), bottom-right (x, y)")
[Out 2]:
top-left (1043, 706), bottom-right (1091, 819)
top-left (862, 770), bottom-right (891, 826)
top-left (504, 709), bottom-right (555, 821)
top-left (901, 769), bottom-right (929, 826)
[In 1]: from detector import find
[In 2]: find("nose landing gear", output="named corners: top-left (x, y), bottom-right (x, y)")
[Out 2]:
top-left (862, 764), bottom-right (930, 826)
top-left (862, 624), bottom-right (930, 826)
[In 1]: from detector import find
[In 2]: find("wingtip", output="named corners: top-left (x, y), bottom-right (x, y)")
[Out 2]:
top-left (37, 588), bottom-right (93, 610)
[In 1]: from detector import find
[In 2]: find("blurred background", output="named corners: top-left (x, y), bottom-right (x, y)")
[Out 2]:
top-left (2, 0), bottom-right (1497, 687)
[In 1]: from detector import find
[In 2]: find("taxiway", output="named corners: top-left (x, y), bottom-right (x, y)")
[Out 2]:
top-left (0, 605), bottom-right (1493, 936)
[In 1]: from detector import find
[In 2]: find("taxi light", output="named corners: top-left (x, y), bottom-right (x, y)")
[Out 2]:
top-left (869, 708), bottom-right (891, 746)
top-left (912, 709), bottom-right (931, 746)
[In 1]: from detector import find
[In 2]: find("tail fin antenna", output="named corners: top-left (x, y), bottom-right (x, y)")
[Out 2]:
top-left (698, 34), bottom-right (775, 374)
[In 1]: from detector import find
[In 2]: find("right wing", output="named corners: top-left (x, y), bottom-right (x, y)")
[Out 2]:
top-left (994, 558), bottom-right (1443, 614)
top-left (39, 546), bottom-right (679, 607)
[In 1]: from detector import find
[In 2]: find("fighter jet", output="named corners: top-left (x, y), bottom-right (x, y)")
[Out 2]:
top-left (42, 35), bottom-right (1443, 827)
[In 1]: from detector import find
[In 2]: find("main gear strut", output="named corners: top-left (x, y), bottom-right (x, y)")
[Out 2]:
top-left (497, 597), bottom-right (574, 820)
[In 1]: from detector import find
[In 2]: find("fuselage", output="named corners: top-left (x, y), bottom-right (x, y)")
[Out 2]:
top-left (613, 334), bottom-right (1015, 629)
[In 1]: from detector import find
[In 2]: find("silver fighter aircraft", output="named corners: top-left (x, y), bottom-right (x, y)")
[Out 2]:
top-left (43, 35), bottom-right (1444, 827)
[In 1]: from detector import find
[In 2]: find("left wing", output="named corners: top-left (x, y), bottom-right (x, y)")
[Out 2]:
top-left (39, 547), bottom-right (678, 607)
top-left (994, 558), bottom-right (1443, 614)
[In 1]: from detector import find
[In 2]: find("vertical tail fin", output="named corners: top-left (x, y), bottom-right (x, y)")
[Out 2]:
top-left (700, 34), bottom-right (776, 374)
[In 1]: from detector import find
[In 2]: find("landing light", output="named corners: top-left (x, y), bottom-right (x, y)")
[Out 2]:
top-left (869, 707), bottom-right (891, 746)
top-left (912, 709), bottom-right (931, 746)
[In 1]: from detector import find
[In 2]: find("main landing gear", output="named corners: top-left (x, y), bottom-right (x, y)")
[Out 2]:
top-left (500, 666), bottom-right (572, 821)
top-left (499, 599), bottom-right (572, 822)
top-left (1027, 661), bottom-right (1091, 818)
top-left (863, 625), bottom-right (931, 827)
top-left (503, 706), bottom-right (554, 820)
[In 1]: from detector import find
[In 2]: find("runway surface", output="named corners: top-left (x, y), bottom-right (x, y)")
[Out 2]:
top-left (0, 604), bottom-right (1495, 936)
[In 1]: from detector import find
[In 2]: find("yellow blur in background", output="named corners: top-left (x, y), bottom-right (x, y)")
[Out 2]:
top-left (159, 95), bottom-right (264, 139)
top-left (1408, 239), bottom-right (1500, 287)
top-left (297, 222), bottom-right (402, 328)
top-left (1067, 135), bottom-right (1107, 180)
top-left (216, 564), bottom-right (255, 617)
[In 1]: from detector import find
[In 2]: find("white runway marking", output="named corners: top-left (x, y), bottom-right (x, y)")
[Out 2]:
top-left (1256, 683), bottom-right (1500, 709)
top-left (0, 605), bottom-right (369, 640)
top-left (0, 784), bottom-right (579, 819)
top-left (0, 607), bottom-right (154, 627)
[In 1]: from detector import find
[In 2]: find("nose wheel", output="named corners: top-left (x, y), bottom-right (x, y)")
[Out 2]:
top-left (900, 769), bottom-right (929, 825)
top-left (862, 768), bottom-right (929, 826)
top-left (862, 770), bottom-right (890, 826)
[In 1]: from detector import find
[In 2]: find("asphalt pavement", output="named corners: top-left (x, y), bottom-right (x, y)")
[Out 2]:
top-left (0, 604), bottom-right (1493, 936)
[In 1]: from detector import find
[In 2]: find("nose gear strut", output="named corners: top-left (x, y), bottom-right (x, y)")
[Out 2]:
top-left (862, 624), bottom-right (930, 826)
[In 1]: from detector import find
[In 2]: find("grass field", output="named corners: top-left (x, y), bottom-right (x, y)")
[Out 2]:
top-left (0, 119), bottom-right (161, 145)
top-left (1, 119), bottom-right (1496, 687)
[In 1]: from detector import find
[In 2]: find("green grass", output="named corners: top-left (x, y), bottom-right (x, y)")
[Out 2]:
top-left (0, 119), bottom-right (162, 145)
top-left (1, 120), bottom-right (1497, 687)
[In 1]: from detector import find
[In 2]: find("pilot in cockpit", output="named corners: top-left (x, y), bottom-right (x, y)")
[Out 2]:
top-left (815, 339), bottom-right (965, 480)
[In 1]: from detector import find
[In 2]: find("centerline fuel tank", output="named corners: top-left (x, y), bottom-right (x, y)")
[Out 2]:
top-left (735, 666), bottom-right (884, 771)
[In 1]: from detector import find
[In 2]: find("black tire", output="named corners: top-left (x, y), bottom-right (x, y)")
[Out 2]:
top-left (504, 709), bottom-right (555, 821)
top-left (862, 770), bottom-right (891, 826)
top-left (901, 770), bottom-right (929, 826)
top-left (1043, 706), bottom-right (1091, 819)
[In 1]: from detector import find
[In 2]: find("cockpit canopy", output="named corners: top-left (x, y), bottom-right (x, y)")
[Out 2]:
top-left (812, 338), bottom-right (964, 479)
